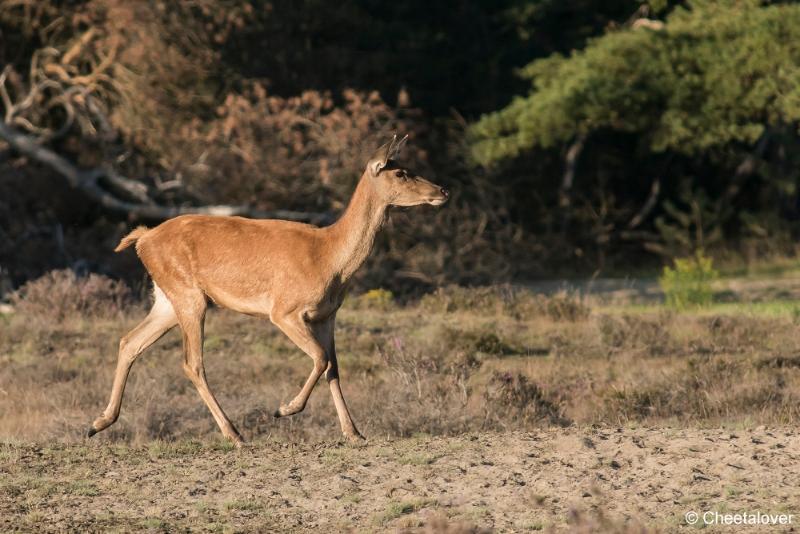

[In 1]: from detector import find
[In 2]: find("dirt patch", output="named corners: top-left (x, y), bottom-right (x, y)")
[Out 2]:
top-left (2, 427), bottom-right (798, 532)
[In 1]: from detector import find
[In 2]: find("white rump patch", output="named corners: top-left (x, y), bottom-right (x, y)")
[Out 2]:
top-left (152, 283), bottom-right (176, 318)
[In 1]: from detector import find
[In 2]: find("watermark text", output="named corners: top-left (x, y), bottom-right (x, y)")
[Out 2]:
top-left (685, 510), bottom-right (793, 526)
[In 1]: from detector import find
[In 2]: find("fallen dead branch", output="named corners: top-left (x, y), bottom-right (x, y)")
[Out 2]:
top-left (0, 120), bottom-right (332, 223)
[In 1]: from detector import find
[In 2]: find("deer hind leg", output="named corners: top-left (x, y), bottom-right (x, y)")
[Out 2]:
top-left (271, 312), bottom-right (330, 418)
top-left (174, 290), bottom-right (244, 446)
top-left (89, 284), bottom-right (178, 437)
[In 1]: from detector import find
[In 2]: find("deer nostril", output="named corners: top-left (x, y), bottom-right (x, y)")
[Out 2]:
top-left (440, 188), bottom-right (449, 198)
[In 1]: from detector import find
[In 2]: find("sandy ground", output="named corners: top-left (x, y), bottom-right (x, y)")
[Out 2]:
top-left (1, 427), bottom-right (798, 533)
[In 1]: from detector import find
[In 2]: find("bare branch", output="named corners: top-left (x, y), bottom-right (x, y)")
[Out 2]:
top-left (559, 132), bottom-right (588, 210)
top-left (83, 166), bottom-right (152, 204)
top-left (61, 28), bottom-right (97, 65)
top-left (627, 178), bottom-right (661, 230)
top-left (558, 132), bottom-right (588, 234)
top-left (0, 67), bottom-right (13, 116)
top-left (722, 130), bottom-right (770, 202)
top-left (0, 120), bottom-right (333, 225)
top-left (632, 19), bottom-right (665, 31)
top-left (0, 120), bottom-right (81, 186)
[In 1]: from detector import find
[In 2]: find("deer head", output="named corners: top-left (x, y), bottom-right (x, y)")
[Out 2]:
top-left (366, 135), bottom-right (449, 207)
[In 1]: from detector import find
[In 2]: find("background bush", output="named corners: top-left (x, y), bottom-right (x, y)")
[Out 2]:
top-left (659, 251), bottom-right (719, 309)
top-left (9, 269), bottom-right (132, 321)
top-left (1, 0), bottom-right (800, 295)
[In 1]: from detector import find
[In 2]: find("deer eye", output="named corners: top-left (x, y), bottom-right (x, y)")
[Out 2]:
top-left (395, 170), bottom-right (406, 179)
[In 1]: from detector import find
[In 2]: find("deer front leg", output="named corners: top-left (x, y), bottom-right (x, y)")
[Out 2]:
top-left (325, 344), bottom-right (364, 441)
top-left (271, 311), bottom-right (329, 418)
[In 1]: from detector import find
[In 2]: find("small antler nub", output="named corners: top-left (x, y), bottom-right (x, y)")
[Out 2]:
top-left (391, 134), bottom-right (409, 160)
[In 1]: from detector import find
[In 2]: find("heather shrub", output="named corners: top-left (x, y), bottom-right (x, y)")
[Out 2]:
top-left (418, 285), bottom-right (589, 321)
top-left (417, 284), bottom-right (515, 314)
top-left (485, 372), bottom-right (570, 427)
top-left (597, 313), bottom-right (676, 356)
top-left (516, 291), bottom-right (591, 322)
top-left (702, 315), bottom-right (775, 354)
top-left (9, 269), bottom-right (131, 321)
top-left (437, 327), bottom-right (519, 356)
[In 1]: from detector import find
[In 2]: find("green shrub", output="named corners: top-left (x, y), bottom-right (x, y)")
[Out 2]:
top-left (659, 251), bottom-right (719, 309)
top-left (346, 288), bottom-right (396, 311)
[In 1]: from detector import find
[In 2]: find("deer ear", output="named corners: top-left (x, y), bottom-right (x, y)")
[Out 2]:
top-left (367, 135), bottom-right (396, 176)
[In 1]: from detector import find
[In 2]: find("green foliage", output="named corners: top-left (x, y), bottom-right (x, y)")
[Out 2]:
top-left (347, 288), bottom-right (396, 311)
top-left (659, 251), bottom-right (719, 309)
top-left (469, 0), bottom-right (800, 166)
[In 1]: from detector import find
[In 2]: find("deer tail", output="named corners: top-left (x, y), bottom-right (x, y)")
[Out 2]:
top-left (114, 226), bottom-right (149, 252)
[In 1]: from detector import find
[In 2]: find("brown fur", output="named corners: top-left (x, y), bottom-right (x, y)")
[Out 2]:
top-left (89, 137), bottom-right (449, 445)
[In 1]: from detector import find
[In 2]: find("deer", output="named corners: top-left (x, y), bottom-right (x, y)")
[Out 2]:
top-left (87, 135), bottom-right (449, 446)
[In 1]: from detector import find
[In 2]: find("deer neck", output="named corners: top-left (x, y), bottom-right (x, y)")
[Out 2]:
top-left (326, 175), bottom-right (387, 282)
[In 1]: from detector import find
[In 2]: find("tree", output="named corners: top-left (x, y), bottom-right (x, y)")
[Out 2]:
top-left (471, 0), bottom-right (800, 163)
top-left (469, 0), bottom-right (800, 257)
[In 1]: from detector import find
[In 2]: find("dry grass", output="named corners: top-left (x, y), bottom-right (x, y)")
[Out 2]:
top-left (2, 278), bottom-right (800, 531)
top-left (1, 280), bottom-right (799, 445)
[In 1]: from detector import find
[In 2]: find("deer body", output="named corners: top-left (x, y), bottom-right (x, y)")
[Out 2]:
top-left (134, 171), bottom-right (387, 320)
top-left (89, 136), bottom-right (448, 445)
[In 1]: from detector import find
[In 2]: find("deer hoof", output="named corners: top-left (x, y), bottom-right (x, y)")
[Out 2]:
top-left (274, 403), bottom-right (300, 418)
top-left (345, 432), bottom-right (366, 443)
top-left (87, 427), bottom-right (98, 438)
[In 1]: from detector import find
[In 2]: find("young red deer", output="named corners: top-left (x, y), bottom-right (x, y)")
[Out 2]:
top-left (88, 135), bottom-right (449, 445)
